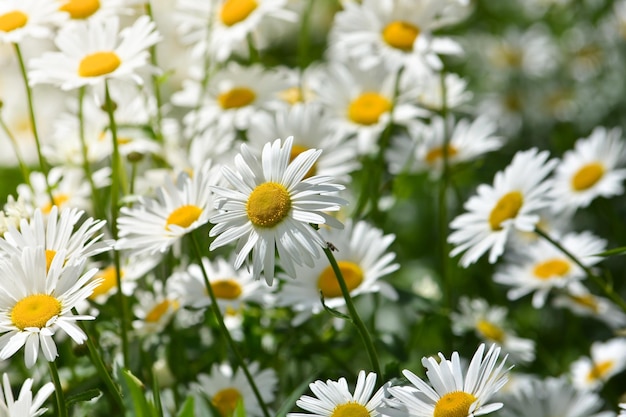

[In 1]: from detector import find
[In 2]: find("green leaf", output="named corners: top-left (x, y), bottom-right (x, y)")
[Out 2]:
top-left (594, 246), bottom-right (626, 257)
top-left (119, 368), bottom-right (157, 417)
top-left (275, 373), bottom-right (318, 417)
top-left (176, 396), bottom-right (195, 417)
top-left (234, 399), bottom-right (246, 417)
top-left (319, 291), bottom-right (351, 321)
top-left (65, 389), bottom-right (102, 407)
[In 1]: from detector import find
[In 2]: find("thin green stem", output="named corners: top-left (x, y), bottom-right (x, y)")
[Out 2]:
top-left (48, 361), bottom-right (68, 417)
top-left (144, 2), bottom-right (164, 142)
top-left (297, 0), bottom-right (314, 69)
top-left (247, 33), bottom-right (260, 64)
top-left (534, 226), bottom-right (626, 313)
top-left (322, 246), bottom-right (382, 378)
top-left (77, 87), bottom-right (103, 219)
top-left (104, 82), bottom-right (131, 367)
top-left (189, 233), bottom-right (272, 417)
top-left (0, 114), bottom-right (31, 186)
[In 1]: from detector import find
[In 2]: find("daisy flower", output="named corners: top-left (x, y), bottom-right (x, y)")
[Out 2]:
top-left (451, 297), bottom-right (535, 364)
top-left (288, 371), bottom-right (386, 417)
top-left (194, 362), bottom-right (277, 417)
top-left (448, 148), bottom-right (558, 267)
top-left (0, 0), bottom-right (66, 44)
top-left (247, 103), bottom-right (360, 183)
top-left (386, 114), bottom-right (502, 177)
top-left (209, 136), bottom-right (347, 285)
top-left (570, 338), bottom-right (626, 391)
top-left (0, 247), bottom-right (100, 368)
top-left (493, 231), bottom-right (606, 308)
top-left (131, 279), bottom-right (179, 338)
top-left (552, 282), bottom-right (626, 329)
top-left (276, 219), bottom-right (398, 325)
top-left (0, 373), bottom-right (55, 417)
top-left (383, 344), bottom-right (510, 417)
top-left (551, 126), bottom-right (626, 213)
top-left (116, 161), bottom-right (219, 257)
top-left (56, 0), bottom-right (132, 23)
top-left (28, 15), bottom-right (161, 90)
top-left (497, 376), bottom-right (613, 417)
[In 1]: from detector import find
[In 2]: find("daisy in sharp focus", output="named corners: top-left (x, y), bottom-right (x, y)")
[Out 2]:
top-left (0, 373), bottom-right (55, 417)
top-left (570, 338), bottom-right (626, 391)
top-left (194, 362), bottom-right (277, 417)
top-left (382, 344), bottom-right (510, 417)
top-left (550, 126), bottom-right (626, 213)
top-left (451, 297), bottom-right (535, 364)
top-left (448, 148), bottom-right (557, 267)
top-left (288, 371), bottom-right (386, 417)
top-left (116, 161), bottom-right (219, 257)
top-left (493, 231), bottom-right (606, 308)
top-left (276, 219), bottom-right (398, 325)
top-left (328, 0), bottom-right (467, 72)
top-left (28, 15), bottom-right (161, 90)
top-left (209, 136), bottom-right (347, 285)
top-left (0, 0), bottom-right (66, 44)
top-left (0, 247), bottom-right (100, 368)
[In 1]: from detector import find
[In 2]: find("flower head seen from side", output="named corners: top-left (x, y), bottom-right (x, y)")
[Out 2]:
top-left (194, 362), bottom-right (277, 417)
top-left (288, 371), bottom-right (386, 417)
top-left (116, 161), bottom-right (219, 257)
top-left (383, 344), bottom-right (510, 417)
top-left (28, 15), bottom-right (161, 90)
top-left (493, 231), bottom-right (606, 308)
top-left (551, 126), bottom-right (626, 213)
top-left (0, 247), bottom-right (100, 368)
top-left (448, 148), bottom-right (557, 267)
top-left (552, 282), bottom-right (626, 329)
top-left (209, 136), bottom-right (347, 285)
top-left (0, 0), bottom-right (66, 44)
top-left (0, 373), bottom-right (55, 417)
top-left (570, 338), bottom-right (626, 391)
top-left (276, 219), bottom-right (398, 325)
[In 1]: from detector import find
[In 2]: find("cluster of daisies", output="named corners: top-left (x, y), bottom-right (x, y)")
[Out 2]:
top-left (0, 0), bottom-right (625, 416)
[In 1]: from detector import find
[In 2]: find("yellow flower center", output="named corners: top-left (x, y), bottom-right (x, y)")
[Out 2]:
top-left (220, 0), bottom-right (257, 26)
top-left (11, 294), bottom-right (62, 330)
top-left (59, 0), bottom-right (100, 19)
top-left (42, 194), bottom-right (70, 214)
top-left (587, 360), bottom-right (614, 382)
top-left (279, 86), bottom-right (305, 105)
top-left (532, 258), bottom-right (571, 280)
top-left (571, 162), bottom-right (605, 191)
top-left (488, 191), bottom-right (523, 231)
top-left (246, 182), bottom-right (291, 228)
top-left (165, 205), bottom-right (203, 230)
top-left (348, 92), bottom-right (391, 126)
top-left (90, 266), bottom-right (123, 299)
top-left (317, 261), bottom-right (364, 298)
top-left (211, 279), bottom-right (243, 300)
top-left (476, 319), bottom-right (505, 343)
top-left (145, 299), bottom-right (177, 323)
top-left (382, 20), bottom-right (420, 51)
top-left (569, 294), bottom-right (599, 313)
top-left (218, 87), bottom-right (256, 109)
top-left (0, 11), bottom-right (28, 33)
top-left (212, 387), bottom-right (242, 417)
top-left (290, 144), bottom-right (317, 178)
top-left (45, 249), bottom-right (56, 273)
top-left (78, 51), bottom-right (121, 77)
top-left (330, 402), bottom-right (370, 417)
top-left (425, 145), bottom-right (459, 164)
top-left (434, 391), bottom-right (477, 417)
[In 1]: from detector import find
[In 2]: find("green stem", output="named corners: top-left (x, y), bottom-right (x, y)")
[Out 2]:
top-left (189, 233), bottom-right (272, 417)
top-left (247, 33), bottom-right (260, 64)
top-left (322, 246), bottom-right (382, 378)
top-left (48, 361), bottom-right (68, 417)
top-left (104, 82), bottom-right (131, 367)
top-left (297, 0), bottom-right (314, 69)
top-left (77, 87), bottom-right (103, 219)
top-left (534, 227), bottom-right (626, 313)
top-left (0, 114), bottom-right (31, 186)
top-left (144, 2), bottom-right (164, 142)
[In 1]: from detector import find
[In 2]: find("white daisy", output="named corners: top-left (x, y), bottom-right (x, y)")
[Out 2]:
top-left (193, 362), bottom-right (277, 417)
top-left (247, 103), bottom-right (360, 183)
top-left (403, 68), bottom-right (473, 112)
top-left (451, 297), bottom-right (535, 364)
top-left (386, 114), bottom-right (502, 177)
top-left (56, 0), bottom-right (132, 23)
top-left (570, 338), bottom-right (626, 391)
top-left (448, 148), bottom-right (558, 267)
top-left (328, 0), bottom-right (467, 72)
top-left (552, 282), bottom-right (626, 329)
top-left (0, 373), bottom-right (55, 417)
top-left (288, 371), bottom-right (386, 417)
top-left (209, 136), bottom-right (347, 285)
top-left (497, 376), bottom-right (613, 417)
top-left (493, 231), bottom-right (606, 308)
top-left (0, 247), bottom-right (100, 368)
top-left (551, 126), bottom-right (626, 213)
top-left (131, 279), bottom-right (179, 338)
top-left (383, 344), bottom-right (510, 417)
top-left (116, 161), bottom-right (219, 256)
top-left (276, 219), bottom-right (398, 325)
top-left (28, 15), bottom-right (161, 90)
top-left (0, 0), bottom-right (66, 44)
